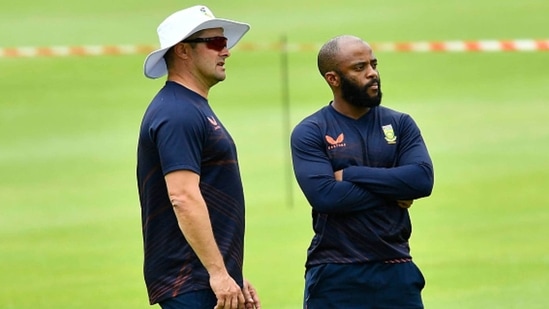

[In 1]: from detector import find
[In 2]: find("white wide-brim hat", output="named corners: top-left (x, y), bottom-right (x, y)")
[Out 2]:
top-left (143, 5), bottom-right (250, 79)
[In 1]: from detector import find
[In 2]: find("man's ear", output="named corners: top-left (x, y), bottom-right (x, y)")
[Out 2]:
top-left (173, 43), bottom-right (190, 60)
top-left (325, 71), bottom-right (339, 87)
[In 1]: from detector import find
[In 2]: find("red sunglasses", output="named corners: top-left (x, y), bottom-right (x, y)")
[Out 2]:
top-left (182, 36), bottom-right (228, 52)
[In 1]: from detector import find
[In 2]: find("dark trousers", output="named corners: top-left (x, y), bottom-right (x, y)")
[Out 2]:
top-left (304, 262), bottom-right (425, 309)
top-left (159, 289), bottom-right (216, 309)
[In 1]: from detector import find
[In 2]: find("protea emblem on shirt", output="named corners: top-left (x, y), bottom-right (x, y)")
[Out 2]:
top-left (382, 124), bottom-right (397, 144)
top-left (325, 133), bottom-right (346, 150)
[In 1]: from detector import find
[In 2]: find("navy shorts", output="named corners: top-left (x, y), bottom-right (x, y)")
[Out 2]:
top-left (159, 289), bottom-right (216, 309)
top-left (304, 262), bottom-right (425, 309)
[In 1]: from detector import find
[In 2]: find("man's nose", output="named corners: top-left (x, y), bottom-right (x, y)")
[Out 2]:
top-left (366, 65), bottom-right (378, 79)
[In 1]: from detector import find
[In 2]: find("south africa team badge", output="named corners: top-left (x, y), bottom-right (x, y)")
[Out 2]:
top-left (382, 124), bottom-right (397, 144)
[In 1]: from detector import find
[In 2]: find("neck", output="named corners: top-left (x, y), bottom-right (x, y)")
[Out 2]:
top-left (331, 98), bottom-right (370, 119)
top-left (167, 72), bottom-right (210, 99)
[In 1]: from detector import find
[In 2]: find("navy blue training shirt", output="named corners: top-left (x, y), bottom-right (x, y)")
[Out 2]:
top-left (137, 81), bottom-right (245, 304)
top-left (291, 103), bottom-right (434, 268)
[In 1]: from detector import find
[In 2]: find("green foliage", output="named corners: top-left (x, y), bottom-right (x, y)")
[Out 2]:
top-left (1, 0), bottom-right (548, 308)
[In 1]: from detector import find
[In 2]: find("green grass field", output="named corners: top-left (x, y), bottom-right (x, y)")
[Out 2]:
top-left (1, 0), bottom-right (548, 308)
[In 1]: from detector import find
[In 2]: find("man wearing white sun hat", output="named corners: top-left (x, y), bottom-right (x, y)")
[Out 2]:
top-left (137, 5), bottom-right (260, 309)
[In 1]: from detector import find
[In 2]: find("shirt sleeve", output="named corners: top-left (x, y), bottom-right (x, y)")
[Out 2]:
top-left (150, 103), bottom-right (204, 176)
top-left (291, 120), bottom-right (387, 213)
top-left (343, 114), bottom-right (434, 200)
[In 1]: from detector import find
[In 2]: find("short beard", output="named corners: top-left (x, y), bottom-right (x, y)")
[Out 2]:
top-left (339, 73), bottom-right (382, 108)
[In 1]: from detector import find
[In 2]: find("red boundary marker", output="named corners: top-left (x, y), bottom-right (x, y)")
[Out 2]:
top-left (1, 39), bottom-right (548, 58)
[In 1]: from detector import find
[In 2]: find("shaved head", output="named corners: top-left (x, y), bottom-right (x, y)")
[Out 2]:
top-left (317, 35), bottom-right (364, 76)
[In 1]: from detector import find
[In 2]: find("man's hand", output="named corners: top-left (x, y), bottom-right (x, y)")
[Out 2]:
top-left (334, 170), bottom-right (343, 181)
top-left (242, 279), bottom-right (261, 309)
top-left (210, 272), bottom-right (245, 309)
top-left (397, 200), bottom-right (414, 209)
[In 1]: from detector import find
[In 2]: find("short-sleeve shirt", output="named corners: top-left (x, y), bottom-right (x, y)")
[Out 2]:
top-left (137, 81), bottom-right (245, 304)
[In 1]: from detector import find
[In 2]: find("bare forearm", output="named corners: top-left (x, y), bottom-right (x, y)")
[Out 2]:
top-left (173, 197), bottom-right (245, 306)
top-left (165, 171), bottom-right (228, 276)
top-left (165, 170), bottom-right (243, 306)
top-left (172, 198), bottom-right (227, 276)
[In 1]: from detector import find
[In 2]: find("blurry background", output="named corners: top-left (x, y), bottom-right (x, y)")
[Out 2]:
top-left (1, 0), bottom-right (548, 308)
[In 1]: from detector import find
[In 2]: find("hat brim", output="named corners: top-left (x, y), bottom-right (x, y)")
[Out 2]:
top-left (143, 19), bottom-right (250, 79)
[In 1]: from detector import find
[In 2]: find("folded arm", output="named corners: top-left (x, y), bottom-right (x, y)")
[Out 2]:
top-left (341, 116), bottom-right (434, 200)
top-left (342, 163), bottom-right (433, 200)
top-left (291, 124), bottom-right (386, 214)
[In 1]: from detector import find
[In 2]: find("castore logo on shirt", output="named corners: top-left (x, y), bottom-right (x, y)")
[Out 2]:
top-left (325, 133), bottom-right (346, 150)
top-left (207, 116), bottom-right (221, 130)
